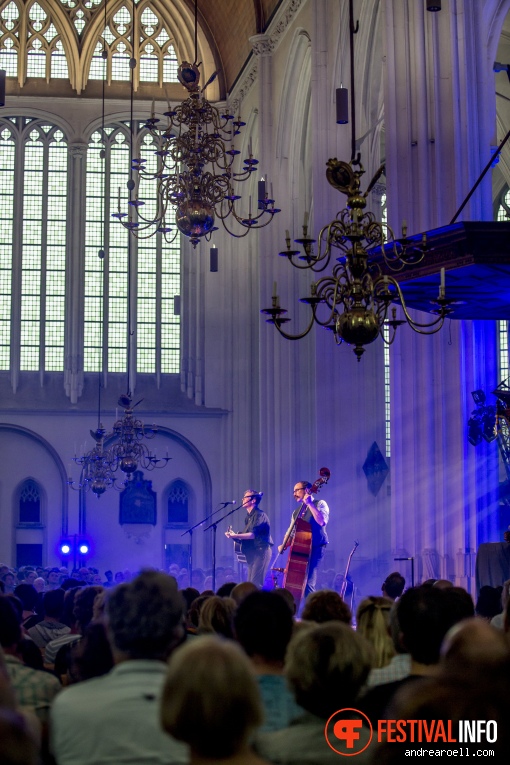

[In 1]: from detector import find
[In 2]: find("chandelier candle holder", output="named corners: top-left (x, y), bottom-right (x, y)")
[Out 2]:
top-left (108, 393), bottom-right (172, 476)
top-left (262, 157), bottom-right (453, 361)
top-left (113, 0), bottom-right (279, 247)
top-left (68, 426), bottom-right (117, 498)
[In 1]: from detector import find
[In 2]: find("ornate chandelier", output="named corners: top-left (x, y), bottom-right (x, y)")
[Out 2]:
top-left (262, 0), bottom-right (452, 360)
top-left (113, 0), bottom-right (279, 247)
top-left (69, 426), bottom-right (117, 498)
top-left (108, 393), bottom-right (171, 476)
top-left (262, 156), bottom-right (452, 361)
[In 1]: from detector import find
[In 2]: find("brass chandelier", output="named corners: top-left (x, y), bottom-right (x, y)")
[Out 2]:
top-left (262, 0), bottom-right (452, 360)
top-left (113, 0), bottom-right (279, 247)
top-left (262, 156), bottom-right (452, 361)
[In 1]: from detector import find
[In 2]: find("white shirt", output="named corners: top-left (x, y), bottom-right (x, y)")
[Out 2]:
top-left (50, 659), bottom-right (188, 765)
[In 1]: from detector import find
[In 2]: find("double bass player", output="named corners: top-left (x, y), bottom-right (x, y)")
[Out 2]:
top-left (278, 481), bottom-right (330, 598)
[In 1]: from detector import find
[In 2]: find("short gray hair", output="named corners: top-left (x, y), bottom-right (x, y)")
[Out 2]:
top-left (107, 570), bottom-right (184, 660)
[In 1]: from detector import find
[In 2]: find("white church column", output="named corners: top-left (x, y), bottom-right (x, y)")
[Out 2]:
top-left (383, 0), bottom-right (500, 588)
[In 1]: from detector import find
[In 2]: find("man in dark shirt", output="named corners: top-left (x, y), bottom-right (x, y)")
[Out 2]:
top-left (225, 490), bottom-right (273, 587)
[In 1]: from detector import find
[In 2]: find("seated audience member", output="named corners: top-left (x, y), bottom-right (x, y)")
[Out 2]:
top-left (491, 578), bottom-right (510, 629)
top-left (161, 636), bottom-right (270, 765)
top-left (254, 622), bottom-right (373, 764)
top-left (301, 589), bottom-right (352, 625)
top-left (476, 584), bottom-right (503, 621)
top-left (234, 591), bottom-right (302, 732)
top-left (273, 587), bottom-right (296, 616)
top-left (356, 596), bottom-right (394, 669)
top-left (381, 572), bottom-right (405, 601)
top-left (1, 572), bottom-right (17, 594)
top-left (440, 617), bottom-right (510, 679)
top-left (186, 593), bottom-right (212, 633)
top-left (47, 586), bottom-right (104, 674)
top-left (0, 709), bottom-right (39, 765)
top-left (190, 568), bottom-right (205, 592)
top-left (45, 569), bottom-right (61, 591)
top-left (358, 585), bottom-right (474, 725)
top-left (216, 581), bottom-right (237, 598)
top-left (365, 602), bottom-right (411, 687)
top-left (27, 590), bottom-right (70, 650)
top-left (50, 570), bottom-right (188, 765)
top-left (180, 587), bottom-right (200, 612)
top-left (374, 674), bottom-right (510, 762)
top-left (230, 581), bottom-right (258, 605)
top-left (197, 595), bottom-right (236, 639)
top-left (432, 578), bottom-right (453, 590)
top-left (0, 596), bottom-right (61, 728)
top-left (13, 585), bottom-right (41, 631)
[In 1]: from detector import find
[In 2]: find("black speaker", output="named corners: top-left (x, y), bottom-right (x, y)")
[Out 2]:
top-left (0, 70), bottom-right (5, 107)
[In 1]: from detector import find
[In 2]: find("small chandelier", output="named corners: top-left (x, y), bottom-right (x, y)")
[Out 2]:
top-left (113, 0), bottom-right (279, 247)
top-left (69, 426), bottom-right (117, 498)
top-left (262, 156), bottom-right (452, 361)
top-left (107, 393), bottom-right (171, 476)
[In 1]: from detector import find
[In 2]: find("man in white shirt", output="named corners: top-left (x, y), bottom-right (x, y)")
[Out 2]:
top-left (50, 570), bottom-right (188, 765)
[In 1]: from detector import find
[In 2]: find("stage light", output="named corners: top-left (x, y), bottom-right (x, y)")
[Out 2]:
top-left (59, 541), bottom-right (71, 556)
top-left (78, 541), bottom-right (90, 555)
top-left (467, 417), bottom-right (483, 446)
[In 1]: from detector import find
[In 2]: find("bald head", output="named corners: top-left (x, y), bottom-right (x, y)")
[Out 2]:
top-left (440, 617), bottom-right (510, 677)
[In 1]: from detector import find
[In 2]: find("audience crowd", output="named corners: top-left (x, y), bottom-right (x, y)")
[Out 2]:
top-left (0, 561), bottom-right (509, 765)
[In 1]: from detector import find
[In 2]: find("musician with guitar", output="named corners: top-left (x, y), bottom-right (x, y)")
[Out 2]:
top-left (225, 490), bottom-right (273, 587)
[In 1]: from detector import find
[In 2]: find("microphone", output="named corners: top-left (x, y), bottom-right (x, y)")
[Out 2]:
top-left (219, 500), bottom-right (237, 506)
top-left (248, 492), bottom-right (263, 499)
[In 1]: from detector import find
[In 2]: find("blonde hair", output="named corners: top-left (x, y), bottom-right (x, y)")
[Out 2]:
top-left (161, 636), bottom-right (263, 758)
top-left (356, 596), bottom-right (395, 668)
top-left (197, 596), bottom-right (236, 638)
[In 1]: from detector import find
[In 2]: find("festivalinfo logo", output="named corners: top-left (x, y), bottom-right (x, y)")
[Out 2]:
top-left (324, 709), bottom-right (497, 757)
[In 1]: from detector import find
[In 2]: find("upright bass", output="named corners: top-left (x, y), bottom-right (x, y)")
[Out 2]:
top-left (274, 467), bottom-right (330, 611)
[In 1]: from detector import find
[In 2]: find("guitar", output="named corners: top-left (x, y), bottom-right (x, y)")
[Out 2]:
top-left (340, 540), bottom-right (359, 605)
top-left (227, 526), bottom-right (247, 563)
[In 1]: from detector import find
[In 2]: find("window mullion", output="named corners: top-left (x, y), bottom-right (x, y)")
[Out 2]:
top-left (10, 121), bottom-right (25, 390)
top-left (39, 136), bottom-right (49, 377)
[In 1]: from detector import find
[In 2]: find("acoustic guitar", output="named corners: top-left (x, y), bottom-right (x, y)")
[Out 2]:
top-left (227, 525), bottom-right (247, 563)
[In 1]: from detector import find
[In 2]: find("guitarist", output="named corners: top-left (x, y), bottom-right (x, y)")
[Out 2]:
top-left (278, 481), bottom-right (329, 597)
top-left (225, 490), bottom-right (273, 587)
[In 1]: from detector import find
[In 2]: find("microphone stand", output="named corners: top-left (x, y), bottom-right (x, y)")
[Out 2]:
top-left (182, 501), bottom-right (236, 585)
top-left (204, 499), bottom-right (250, 592)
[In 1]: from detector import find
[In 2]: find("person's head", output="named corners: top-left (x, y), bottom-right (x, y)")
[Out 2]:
top-left (285, 622), bottom-right (373, 718)
top-left (475, 585), bottom-right (503, 620)
top-left (106, 570), bottom-right (185, 660)
top-left (440, 617), bottom-right (510, 680)
top-left (1, 573), bottom-right (15, 589)
top-left (13, 584), bottom-right (38, 613)
top-left (24, 571), bottom-right (37, 586)
top-left (242, 489), bottom-right (261, 513)
top-left (74, 585), bottom-right (104, 632)
top-left (47, 568), bottom-right (60, 586)
top-left (0, 597), bottom-right (22, 648)
top-left (396, 586), bottom-right (467, 666)
top-left (432, 579), bottom-right (454, 590)
top-left (114, 571), bottom-right (124, 583)
top-left (230, 581), bottom-right (258, 605)
top-left (293, 481), bottom-right (312, 503)
top-left (104, 570), bottom-right (113, 582)
top-left (42, 588), bottom-right (65, 619)
top-left (273, 587), bottom-right (297, 615)
top-left (32, 577), bottom-right (45, 593)
top-left (301, 589), bottom-right (352, 625)
top-left (198, 596), bottom-right (236, 639)
top-left (0, 709), bottom-right (39, 765)
top-left (356, 596), bottom-right (395, 669)
top-left (234, 590), bottom-right (294, 664)
top-left (78, 567), bottom-right (91, 584)
top-left (381, 572), bottom-right (405, 600)
top-left (161, 636), bottom-right (263, 758)
top-left (190, 568), bottom-right (205, 590)
top-left (180, 587), bottom-right (200, 612)
top-left (216, 581), bottom-right (236, 598)
top-left (187, 593), bottom-right (212, 628)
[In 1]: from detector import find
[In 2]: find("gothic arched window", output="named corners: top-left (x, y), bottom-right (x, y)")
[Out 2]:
top-left (19, 477), bottom-right (41, 523)
top-left (167, 479), bottom-right (189, 524)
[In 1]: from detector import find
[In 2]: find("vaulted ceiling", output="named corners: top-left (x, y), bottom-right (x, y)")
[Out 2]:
top-left (190, 0), bottom-right (281, 96)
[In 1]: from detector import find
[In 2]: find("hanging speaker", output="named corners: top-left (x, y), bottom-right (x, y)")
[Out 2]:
top-left (336, 87), bottom-right (348, 124)
top-left (210, 247), bottom-right (218, 272)
top-left (426, 1), bottom-right (441, 10)
top-left (0, 70), bottom-right (6, 107)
